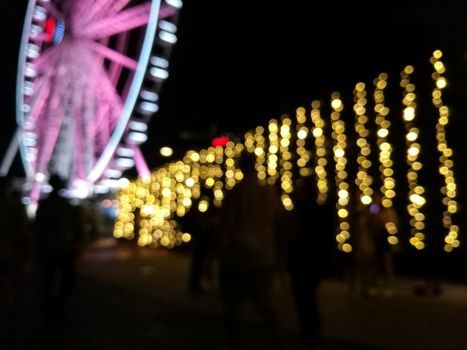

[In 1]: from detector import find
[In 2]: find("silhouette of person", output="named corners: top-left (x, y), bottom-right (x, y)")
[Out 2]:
top-left (287, 179), bottom-right (334, 349)
top-left (188, 204), bottom-right (218, 295)
top-left (367, 193), bottom-right (399, 296)
top-left (34, 174), bottom-right (84, 323)
top-left (347, 190), bottom-right (376, 298)
top-left (216, 151), bottom-right (286, 349)
top-left (0, 176), bottom-right (30, 343)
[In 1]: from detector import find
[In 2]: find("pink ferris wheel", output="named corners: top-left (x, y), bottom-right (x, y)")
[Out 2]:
top-left (4, 0), bottom-right (182, 203)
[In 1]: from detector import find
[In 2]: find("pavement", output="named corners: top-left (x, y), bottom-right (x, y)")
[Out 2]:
top-left (2, 239), bottom-right (467, 350)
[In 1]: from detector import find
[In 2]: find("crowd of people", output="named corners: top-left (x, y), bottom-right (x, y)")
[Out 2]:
top-left (0, 159), bottom-right (402, 349)
top-left (0, 174), bottom-right (89, 347)
top-left (187, 151), bottom-right (402, 349)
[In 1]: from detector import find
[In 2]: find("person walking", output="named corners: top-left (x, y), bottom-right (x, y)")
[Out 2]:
top-left (287, 179), bottom-right (334, 349)
top-left (34, 174), bottom-right (84, 323)
top-left (216, 151), bottom-right (287, 349)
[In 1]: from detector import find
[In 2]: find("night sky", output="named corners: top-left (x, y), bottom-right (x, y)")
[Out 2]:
top-left (1, 1), bottom-right (467, 273)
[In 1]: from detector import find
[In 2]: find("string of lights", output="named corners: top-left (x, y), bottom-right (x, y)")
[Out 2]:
top-left (353, 82), bottom-right (374, 206)
top-left (374, 73), bottom-right (399, 245)
top-left (267, 119), bottom-right (280, 185)
top-left (310, 100), bottom-right (329, 205)
top-left (401, 65), bottom-right (426, 250)
top-left (279, 116), bottom-right (294, 211)
top-left (330, 92), bottom-right (352, 253)
top-left (295, 107), bottom-right (312, 177)
top-left (430, 50), bottom-right (460, 252)
top-left (113, 55), bottom-right (461, 253)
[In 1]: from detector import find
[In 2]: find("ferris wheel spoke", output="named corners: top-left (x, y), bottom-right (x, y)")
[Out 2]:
top-left (77, 3), bottom-right (151, 40)
top-left (71, 92), bottom-right (86, 179)
top-left (35, 101), bottom-right (67, 176)
top-left (47, 1), bottom-right (64, 20)
top-left (158, 5), bottom-right (179, 19)
top-left (84, 40), bottom-right (138, 71)
top-left (74, 0), bottom-right (129, 29)
top-left (91, 69), bottom-right (123, 137)
top-left (107, 33), bottom-right (129, 85)
top-left (33, 46), bottom-right (60, 73)
top-left (28, 76), bottom-right (53, 124)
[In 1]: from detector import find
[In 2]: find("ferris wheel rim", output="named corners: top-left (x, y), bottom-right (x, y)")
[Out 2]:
top-left (15, 0), bottom-right (181, 194)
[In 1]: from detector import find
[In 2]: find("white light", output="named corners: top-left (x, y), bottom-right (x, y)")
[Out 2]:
top-left (159, 31), bottom-right (177, 44)
top-left (150, 56), bottom-right (169, 68)
top-left (33, 6), bottom-right (47, 21)
top-left (140, 89), bottom-right (159, 102)
top-left (24, 136), bottom-right (36, 147)
top-left (41, 184), bottom-right (53, 193)
top-left (22, 104), bottom-right (31, 113)
top-left (139, 101), bottom-right (159, 114)
top-left (166, 0), bottom-right (183, 9)
top-left (94, 185), bottom-right (110, 194)
top-left (30, 24), bottom-right (43, 38)
top-left (118, 178), bottom-right (130, 189)
top-left (70, 180), bottom-right (89, 199)
top-left (99, 179), bottom-right (121, 188)
top-left (116, 158), bottom-right (135, 169)
top-left (160, 146), bottom-right (173, 157)
top-left (150, 67), bottom-right (169, 80)
top-left (26, 43), bottom-right (40, 59)
top-left (129, 121), bottom-right (148, 132)
top-left (105, 169), bottom-right (122, 178)
top-left (23, 81), bottom-right (34, 96)
top-left (159, 20), bottom-right (177, 33)
top-left (128, 132), bottom-right (148, 144)
top-left (116, 147), bottom-right (134, 157)
top-left (35, 172), bottom-right (45, 182)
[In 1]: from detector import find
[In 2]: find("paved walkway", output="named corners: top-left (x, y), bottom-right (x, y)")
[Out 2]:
top-left (2, 241), bottom-right (467, 349)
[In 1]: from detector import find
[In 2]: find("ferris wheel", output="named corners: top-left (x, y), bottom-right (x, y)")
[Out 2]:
top-left (2, 0), bottom-right (182, 203)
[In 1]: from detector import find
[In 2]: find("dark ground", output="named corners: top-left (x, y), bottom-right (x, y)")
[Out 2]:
top-left (2, 240), bottom-right (467, 350)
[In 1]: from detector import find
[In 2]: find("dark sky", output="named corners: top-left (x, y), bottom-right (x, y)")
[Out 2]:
top-left (147, 0), bottom-right (466, 153)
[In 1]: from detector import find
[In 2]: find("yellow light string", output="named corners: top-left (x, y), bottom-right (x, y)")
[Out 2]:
top-left (353, 82), bottom-right (374, 205)
top-left (211, 146), bottom-right (225, 207)
top-left (224, 141), bottom-right (238, 190)
top-left (430, 50), bottom-right (460, 252)
top-left (401, 65), bottom-right (426, 250)
top-left (310, 100), bottom-right (328, 204)
top-left (267, 119), bottom-right (280, 185)
top-left (254, 126), bottom-right (267, 184)
top-left (114, 181), bottom-right (136, 240)
top-left (295, 107), bottom-right (312, 177)
top-left (279, 116), bottom-right (294, 211)
top-left (330, 92), bottom-right (351, 253)
top-left (374, 72), bottom-right (399, 245)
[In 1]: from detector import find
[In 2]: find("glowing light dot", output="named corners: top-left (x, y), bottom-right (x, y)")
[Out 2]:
top-left (160, 147), bottom-right (173, 157)
top-left (181, 233), bottom-right (191, 243)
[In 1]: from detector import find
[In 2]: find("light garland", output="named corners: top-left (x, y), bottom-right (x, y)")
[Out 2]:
top-left (330, 92), bottom-right (351, 253)
top-left (353, 82), bottom-right (373, 205)
top-left (113, 54), bottom-right (461, 253)
top-left (430, 50), bottom-right (460, 252)
top-left (279, 116), bottom-right (294, 211)
top-left (310, 100), bottom-right (328, 204)
top-left (295, 107), bottom-right (312, 177)
top-left (374, 72), bottom-right (398, 245)
top-left (267, 119), bottom-right (280, 185)
top-left (401, 65), bottom-right (426, 250)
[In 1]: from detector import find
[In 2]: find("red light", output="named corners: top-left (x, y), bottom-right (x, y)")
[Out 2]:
top-left (45, 18), bottom-right (56, 43)
top-left (211, 136), bottom-right (230, 147)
